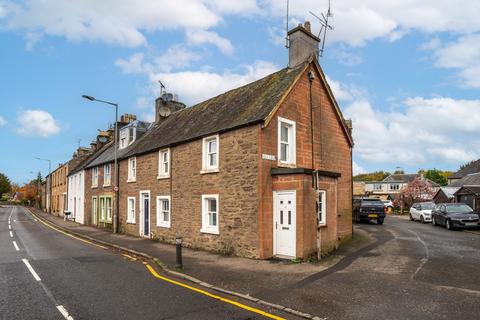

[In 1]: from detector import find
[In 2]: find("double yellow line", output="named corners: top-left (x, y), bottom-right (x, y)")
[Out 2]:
top-left (29, 209), bottom-right (285, 319)
top-left (145, 264), bottom-right (285, 320)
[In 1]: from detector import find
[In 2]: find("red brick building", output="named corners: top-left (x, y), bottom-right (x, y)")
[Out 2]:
top-left (81, 22), bottom-right (353, 259)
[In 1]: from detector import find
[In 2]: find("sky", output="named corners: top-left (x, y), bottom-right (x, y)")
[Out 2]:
top-left (1, 0), bottom-right (480, 184)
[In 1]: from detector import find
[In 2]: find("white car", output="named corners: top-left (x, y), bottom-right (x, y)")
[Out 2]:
top-left (409, 202), bottom-right (435, 223)
top-left (382, 200), bottom-right (394, 213)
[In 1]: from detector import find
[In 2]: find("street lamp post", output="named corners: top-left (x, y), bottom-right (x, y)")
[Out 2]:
top-left (82, 95), bottom-right (119, 234)
top-left (35, 157), bottom-right (51, 214)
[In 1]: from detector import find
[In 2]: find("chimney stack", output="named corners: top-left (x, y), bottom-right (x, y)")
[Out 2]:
top-left (155, 92), bottom-right (185, 123)
top-left (287, 21), bottom-right (320, 68)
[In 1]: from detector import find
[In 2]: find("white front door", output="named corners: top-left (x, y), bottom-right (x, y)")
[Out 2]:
top-left (274, 191), bottom-right (296, 257)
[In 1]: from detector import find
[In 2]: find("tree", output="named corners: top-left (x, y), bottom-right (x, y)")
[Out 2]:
top-left (393, 169), bottom-right (405, 174)
top-left (353, 171), bottom-right (390, 182)
top-left (425, 169), bottom-right (448, 186)
top-left (0, 172), bottom-right (11, 198)
top-left (393, 178), bottom-right (435, 209)
top-left (459, 160), bottom-right (476, 170)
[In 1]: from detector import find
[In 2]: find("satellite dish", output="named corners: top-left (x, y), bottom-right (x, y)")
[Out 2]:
top-left (98, 136), bottom-right (108, 143)
top-left (158, 107), bottom-right (171, 118)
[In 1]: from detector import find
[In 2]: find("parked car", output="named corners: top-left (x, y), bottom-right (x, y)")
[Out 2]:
top-left (432, 203), bottom-right (480, 230)
top-left (409, 202), bottom-right (435, 223)
top-left (382, 200), bottom-right (394, 213)
top-left (353, 198), bottom-right (386, 224)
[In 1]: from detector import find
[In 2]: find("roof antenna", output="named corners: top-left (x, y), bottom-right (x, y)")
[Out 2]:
top-left (285, 0), bottom-right (290, 48)
top-left (310, 0), bottom-right (334, 57)
top-left (77, 138), bottom-right (81, 148)
top-left (158, 80), bottom-right (166, 96)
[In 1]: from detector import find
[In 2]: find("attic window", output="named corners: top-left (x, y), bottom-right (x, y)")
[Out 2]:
top-left (120, 127), bottom-right (136, 149)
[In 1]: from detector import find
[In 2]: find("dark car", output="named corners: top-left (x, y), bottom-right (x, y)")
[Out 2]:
top-left (432, 203), bottom-right (480, 230)
top-left (353, 198), bottom-right (386, 225)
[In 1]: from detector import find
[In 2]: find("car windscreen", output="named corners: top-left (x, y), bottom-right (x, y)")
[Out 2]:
top-left (361, 200), bottom-right (384, 206)
top-left (445, 204), bottom-right (473, 213)
top-left (419, 203), bottom-right (435, 210)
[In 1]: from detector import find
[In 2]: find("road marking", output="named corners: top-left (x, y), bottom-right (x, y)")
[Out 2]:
top-left (9, 231), bottom-right (13, 237)
top-left (8, 224), bottom-right (11, 230)
top-left (145, 263), bottom-right (285, 320)
top-left (56, 305), bottom-right (74, 320)
top-left (22, 259), bottom-right (41, 281)
top-left (122, 253), bottom-right (137, 261)
top-left (28, 210), bottom-right (108, 250)
top-left (12, 241), bottom-right (19, 251)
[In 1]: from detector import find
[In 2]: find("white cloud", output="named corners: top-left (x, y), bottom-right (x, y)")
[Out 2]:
top-left (0, 0), bottom-right (221, 47)
top-left (431, 34), bottom-right (480, 88)
top-left (353, 161), bottom-right (365, 175)
top-left (149, 60), bottom-right (279, 104)
top-left (0, 115), bottom-right (6, 126)
top-left (186, 29), bottom-right (234, 55)
top-left (344, 97), bottom-right (480, 167)
top-left (17, 109), bottom-right (61, 137)
top-left (263, 0), bottom-right (480, 46)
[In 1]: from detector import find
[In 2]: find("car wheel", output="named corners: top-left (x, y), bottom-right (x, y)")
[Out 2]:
top-left (377, 218), bottom-right (384, 225)
top-left (409, 214), bottom-right (414, 221)
top-left (432, 217), bottom-right (436, 226)
top-left (446, 219), bottom-right (451, 230)
top-left (420, 215), bottom-right (425, 224)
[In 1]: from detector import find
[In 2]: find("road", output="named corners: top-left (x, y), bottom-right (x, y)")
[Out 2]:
top-left (271, 215), bottom-right (480, 319)
top-left (0, 205), bottom-right (295, 320)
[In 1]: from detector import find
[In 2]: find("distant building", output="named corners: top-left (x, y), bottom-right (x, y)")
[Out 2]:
top-left (433, 187), bottom-right (459, 204)
top-left (448, 172), bottom-right (480, 210)
top-left (362, 173), bottom-right (440, 200)
top-left (448, 159), bottom-right (480, 185)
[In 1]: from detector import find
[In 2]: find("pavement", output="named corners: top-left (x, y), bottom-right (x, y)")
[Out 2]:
top-left (0, 205), bottom-right (303, 320)
top-left (5, 205), bottom-right (480, 319)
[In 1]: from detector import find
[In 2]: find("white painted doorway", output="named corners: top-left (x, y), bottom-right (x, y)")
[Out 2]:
top-left (139, 191), bottom-right (151, 238)
top-left (273, 190), bottom-right (296, 257)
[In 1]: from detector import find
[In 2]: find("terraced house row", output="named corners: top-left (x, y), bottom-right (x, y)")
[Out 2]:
top-left (45, 22), bottom-right (354, 259)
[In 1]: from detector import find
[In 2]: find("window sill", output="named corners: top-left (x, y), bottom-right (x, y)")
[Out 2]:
top-left (318, 223), bottom-right (327, 228)
top-left (200, 168), bottom-right (219, 175)
top-left (157, 175), bottom-right (170, 180)
top-left (103, 184), bottom-right (111, 187)
top-left (126, 220), bottom-right (136, 224)
top-left (200, 228), bottom-right (219, 235)
top-left (126, 179), bottom-right (136, 183)
top-left (91, 185), bottom-right (98, 189)
top-left (157, 223), bottom-right (171, 229)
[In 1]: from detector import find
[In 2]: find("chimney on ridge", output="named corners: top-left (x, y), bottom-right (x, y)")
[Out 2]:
top-left (288, 21), bottom-right (320, 68)
top-left (155, 92), bottom-right (185, 123)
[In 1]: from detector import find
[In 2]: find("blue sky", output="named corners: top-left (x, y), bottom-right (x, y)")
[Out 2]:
top-left (1, 0), bottom-right (480, 184)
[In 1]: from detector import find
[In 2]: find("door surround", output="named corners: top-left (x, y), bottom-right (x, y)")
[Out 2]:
top-left (139, 190), bottom-right (151, 238)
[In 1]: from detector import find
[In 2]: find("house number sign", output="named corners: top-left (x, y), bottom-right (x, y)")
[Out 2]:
top-left (262, 154), bottom-right (276, 161)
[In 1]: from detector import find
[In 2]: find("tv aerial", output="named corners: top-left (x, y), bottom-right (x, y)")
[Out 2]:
top-left (309, 0), bottom-right (334, 57)
top-left (158, 80), bottom-right (166, 96)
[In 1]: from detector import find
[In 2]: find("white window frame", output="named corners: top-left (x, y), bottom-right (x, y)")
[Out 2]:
top-left (92, 167), bottom-right (98, 188)
top-left (103, 163), bottom-right (111, 187)
top-left (105, 197), bottom-right (112, 222)
top-left (201, 135), bottom-right (219, 173)
top-left (156, 196), bottom-right (171, 228)
top-left (390, 183), bottom-right (400, 191)
top-left (120, 127), bottom-right (136, 149)
top-left (201, 194), bottom-right (219, 235)
top-left (277, 117), bottom-right (296, 165)
top-left (317, 190), bottom-right (327, 226)
top-left (127, 197), bottom-right (136, 224)
top-left (158, 149), bottom-right (170, 179)
top-left (373, 184), bottom-right (382, 191)
top-left (127, 157), bottom-right (136, 182)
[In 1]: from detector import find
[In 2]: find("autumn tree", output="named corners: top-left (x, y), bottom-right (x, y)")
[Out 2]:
top-left (353, 171), bottom-right (390, 182)
top-left (425, 169), bottom-right (448, 186)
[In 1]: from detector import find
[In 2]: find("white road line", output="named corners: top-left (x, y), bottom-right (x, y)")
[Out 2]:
top-left (22, 259), bottom-right (41, 281)
top-left (9, 231), bottom-right (13, 237)
top-left (8, 225), bottom-right (11, 230)
top-left (12, 241), bottom-right (19, 251)
top-left (56, 305), bottom-right (74, 320)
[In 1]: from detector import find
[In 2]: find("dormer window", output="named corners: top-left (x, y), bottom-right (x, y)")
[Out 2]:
top-left (120, 127), bottom-right (136, 149)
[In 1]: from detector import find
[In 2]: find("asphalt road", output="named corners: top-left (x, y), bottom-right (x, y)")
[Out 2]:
top-left (0, 206), bottom-right (296, 320)
top-left (271, 215), bottom-right (480, 319)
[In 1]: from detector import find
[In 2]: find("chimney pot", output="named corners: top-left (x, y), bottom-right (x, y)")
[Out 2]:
top-left (304, 21), bottom-right (311, 32)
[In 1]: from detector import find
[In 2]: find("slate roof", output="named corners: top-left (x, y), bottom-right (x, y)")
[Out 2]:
top-left (450, 159), bottom-right (480, 179)
top-left (449, 172), bottom-right (480, 188)
top-left (70, 143), bottom-right (113, 175)
top-left (455, 186), bottom-right (480, 196)
top-left (86, 62), bottom-right (307, 167)
top-left (435, 187), bottom-right (460, 199)
top-left (383, 174), bottom-right (419, 183)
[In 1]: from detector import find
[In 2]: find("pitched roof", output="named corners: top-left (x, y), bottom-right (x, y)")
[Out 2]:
top-left (435, 187), bottom-right (460, 199)
top-left (70, 143), bottom-right (113, 174)
top-left (86, 63), bottom-right (308, 167)
top-left (455, 186), bottom-right (480, 196)
top-left (450, 159), bottom-right (480, 179)
top-left (449, 172), bottom-right (480, 187)
top-left (383, 174), bottom-right (420, 183)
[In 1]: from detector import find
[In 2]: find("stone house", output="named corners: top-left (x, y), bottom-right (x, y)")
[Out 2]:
top-left (49, 162), bottom-right (68, 216)
top-left (82, 22), bottom-right (354, 259)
